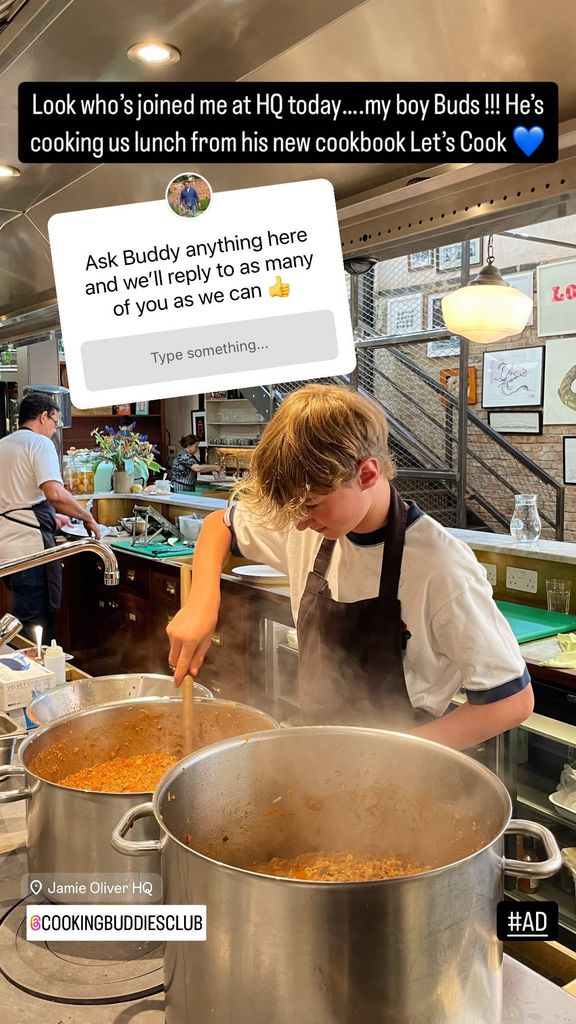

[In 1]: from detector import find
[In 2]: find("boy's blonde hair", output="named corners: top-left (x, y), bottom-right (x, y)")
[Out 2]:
top-left (234, 384), bottom-right (396, 527)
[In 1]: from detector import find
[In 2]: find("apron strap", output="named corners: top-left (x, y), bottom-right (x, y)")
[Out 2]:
top-left (378, 484), bottom-right (407, 599)
top-left (0, 507), bottom-right (43, 530)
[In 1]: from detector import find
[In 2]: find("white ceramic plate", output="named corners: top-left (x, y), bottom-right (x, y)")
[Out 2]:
top-left (231, 564), bottom-right (288, 585)
top-left (549, 792), bottom-right (576, 825)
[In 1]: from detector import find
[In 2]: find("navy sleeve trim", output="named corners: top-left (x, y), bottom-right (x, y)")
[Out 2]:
top-left (227, 504), bottom-right (243, 557)
top-left (464, 665), bottom-right (531, 705)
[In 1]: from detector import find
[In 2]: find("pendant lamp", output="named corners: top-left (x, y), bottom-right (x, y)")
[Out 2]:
top-left (441, 236), bottom-right (532, 344)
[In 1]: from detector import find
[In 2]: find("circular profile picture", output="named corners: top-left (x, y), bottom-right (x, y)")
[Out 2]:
top-left (166, 172), bottom-right (212, 219)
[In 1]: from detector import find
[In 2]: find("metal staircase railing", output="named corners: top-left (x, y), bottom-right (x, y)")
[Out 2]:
top-left (271, 344), bottom-right (564, 539)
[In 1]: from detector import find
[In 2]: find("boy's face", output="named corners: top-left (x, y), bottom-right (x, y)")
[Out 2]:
top-left (295, 460), bottom-right (381, 539)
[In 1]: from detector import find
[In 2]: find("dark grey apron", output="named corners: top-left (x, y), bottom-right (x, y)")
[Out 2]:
top-left (0, 499), bottom-right (62, 610)
top-left (296, 484), bottom-right (432, 729)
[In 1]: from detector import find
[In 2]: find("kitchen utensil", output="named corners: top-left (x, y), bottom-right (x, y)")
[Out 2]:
top-left (231, 564), bottom-right (288, 584)
top-left (112, 727), bottom-right (561, 1024)
top-left (182, 674), bottom-right (195, 755)
top-left (549, 791), bottom-right (576, 825)
top-left (26, 673), bottom-right (213, 727)
top-left (119, 516), bottom-right (147, 536)
top-left (34, 625), bottom-right (42, 661)
top-left (0, 698), bottom-right (278, 904)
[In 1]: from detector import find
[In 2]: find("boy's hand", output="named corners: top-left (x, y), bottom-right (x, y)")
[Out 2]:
top-left (167, 606), bottom-right (218, 685)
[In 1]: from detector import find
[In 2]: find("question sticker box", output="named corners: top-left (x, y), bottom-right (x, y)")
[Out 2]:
top-left (48, 178), bottom-right (355, 407)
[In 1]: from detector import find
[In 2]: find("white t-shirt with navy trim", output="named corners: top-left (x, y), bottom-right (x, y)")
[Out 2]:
top-left (225, 500), bottom-right (529, 719)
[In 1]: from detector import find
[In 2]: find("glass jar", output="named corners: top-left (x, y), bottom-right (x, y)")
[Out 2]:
top-left (509, 494), bottom-right (541, 544)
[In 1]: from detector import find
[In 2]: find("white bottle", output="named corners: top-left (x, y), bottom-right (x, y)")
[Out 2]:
top-left (44, 639), bottom-right (66, 686)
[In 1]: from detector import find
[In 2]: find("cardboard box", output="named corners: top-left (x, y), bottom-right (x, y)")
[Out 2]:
top-left (0, 654), bottom-right (55, 712)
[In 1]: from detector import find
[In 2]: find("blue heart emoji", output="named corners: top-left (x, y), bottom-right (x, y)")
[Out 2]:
top-left (513, 126), bottom-right (544, 157)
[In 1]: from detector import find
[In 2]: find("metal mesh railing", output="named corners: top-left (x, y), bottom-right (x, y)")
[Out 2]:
top-left (269, 241), bottom-right (565, 537)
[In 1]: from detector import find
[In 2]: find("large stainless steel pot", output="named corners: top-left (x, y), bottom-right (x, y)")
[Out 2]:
top-left (113, 727), bottom-right (561, 1024)
top-left (26, 672), bottom-right (213, 726)
top-left (0, 697), bottom-right (278, 903)
top-left (0, 711), bottom-right (24, 767)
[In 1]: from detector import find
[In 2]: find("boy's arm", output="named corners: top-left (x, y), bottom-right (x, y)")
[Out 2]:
top-left (410, 683), bottom-right (534, 751)
top-left (167, 509), bottom-right (232, 684)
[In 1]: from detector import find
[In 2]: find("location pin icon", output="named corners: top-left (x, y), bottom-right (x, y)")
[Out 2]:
top-left (30, 879), bottom-right (42, 896)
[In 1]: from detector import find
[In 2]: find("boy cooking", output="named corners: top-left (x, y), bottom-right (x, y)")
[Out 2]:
top-left (168, 385), bottom-right (533, 750)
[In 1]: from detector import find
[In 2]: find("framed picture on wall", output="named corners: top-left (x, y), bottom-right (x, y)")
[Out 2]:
top-left (407, 250), bottom-right (433, 271)
top-left (563, 438), bottom-right (576, 484)
top-left (386, 294), bottom-right (422, 335)
top-left (436, 240), bottom-right (482, 272)
top-left (502, 271), bottom-right (534, 326)
top-left (488, 411), bottom-right (542, 435)
top-left (481, 346), bottom-right (544, 409)
top-left (543, 336), bottom-right (576, 424)
top-left (192, 411), bottom-right (207, 445)
top-left (439, 366), bottom-right (477, 405)
top-left (135, 401), bottom-right (149, 415)
top-left (537, 259), bottom-right (576, 337)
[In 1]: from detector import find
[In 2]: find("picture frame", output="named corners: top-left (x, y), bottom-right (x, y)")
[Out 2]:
top-left (502, 271), bottom-right (534, 326)
top-left (481, 346), bottom-right (544, 409)
top-left (192, 411), bottom-right (207, 445)
top-left (135, 400), bottom-right (149, 415)
top-left (537, 259), bottom-right (576, 337)
top-left (439, 366), bottom-right (477, 405)
top-left (427, 337), bottom-right (461, 359)
top-left (488, 411), bottom-right (542, 435)
top-left (427, 293), bottom-right (447, 330)
top-left (386, 294), bottom-right (422, 336)
top-left (564, 437), bottom-right (576, 484)
top-left (543, 336), bottom-right (576, 424)
top-left (436, 239), bottom-right (483, 272)
top-left (407, 250), bottom-right (433, 271)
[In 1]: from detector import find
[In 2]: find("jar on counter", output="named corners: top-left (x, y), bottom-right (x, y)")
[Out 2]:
top-left (63, 453), bottom-right (78, 493)
top-left (509, 494), bottom-right (541, 544)
top-left (517, 836), bottom-right (540, 893)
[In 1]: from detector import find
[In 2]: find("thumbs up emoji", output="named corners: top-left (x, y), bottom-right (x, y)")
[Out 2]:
top-left (269, 275), bottom-right (290, 298)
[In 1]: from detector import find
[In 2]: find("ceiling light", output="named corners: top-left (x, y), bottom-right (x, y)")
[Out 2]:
top-left (0, 164), bottom-right (20, 178)
top-left (127, 42), bottom-right (181, 65)
top-left (343, 256), bottom-right (378, 276)
top-left (441, 236), bottom-right (532, 344)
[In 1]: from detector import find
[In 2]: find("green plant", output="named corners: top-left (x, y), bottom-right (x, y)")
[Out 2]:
top-left (91, 423), bottom-right (163, 473)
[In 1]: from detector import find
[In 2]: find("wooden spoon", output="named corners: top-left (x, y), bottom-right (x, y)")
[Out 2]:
top-left (182, 673), bottom-right (195, 756)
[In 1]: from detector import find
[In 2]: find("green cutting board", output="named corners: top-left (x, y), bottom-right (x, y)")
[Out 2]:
top-left (495, 600), bottom-right (576, 643)
top-left (110, 538), bottom-right (192, 559)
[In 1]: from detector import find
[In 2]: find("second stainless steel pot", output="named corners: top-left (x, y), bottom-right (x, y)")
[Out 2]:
top-left (0, 697), bottom-right (278, 902)
top-left (113, 727), bottom-right (561, 1024)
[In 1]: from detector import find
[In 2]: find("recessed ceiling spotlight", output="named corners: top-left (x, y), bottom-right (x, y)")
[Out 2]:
top-left (0, 164), bottom-right (20, 178)
top-left (127, 42), bottom-right (181, 65)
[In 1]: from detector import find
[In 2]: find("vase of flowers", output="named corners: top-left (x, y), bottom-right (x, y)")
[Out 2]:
top-left (92, 423), bottom-right (162, 494)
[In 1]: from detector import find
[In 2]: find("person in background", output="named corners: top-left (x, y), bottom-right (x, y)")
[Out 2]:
top-left (168, 385), bottom-right (534, 751)
top-left (0, 392), bottom-right (101, 638)
top-left (170, 434), bottom-right (222, 493)
top-left (180, 180), bottom-right (200, 216)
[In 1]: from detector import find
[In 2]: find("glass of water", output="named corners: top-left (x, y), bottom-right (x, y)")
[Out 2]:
top-left (546, 579), bottom-right (571, 614)
top-left (510, 494), bottom-right (541, 544)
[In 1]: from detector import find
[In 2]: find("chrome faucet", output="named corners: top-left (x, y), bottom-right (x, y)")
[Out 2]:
top-left (0, 613), bottom-right (23, 647)
top-left (0, 539), bottom-right (120, 585)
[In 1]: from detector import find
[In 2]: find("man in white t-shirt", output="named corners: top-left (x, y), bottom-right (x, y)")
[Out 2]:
top-left (0, 392), bottom-right (100, 637)
top-left (167, 385), bottom-right (534, 751)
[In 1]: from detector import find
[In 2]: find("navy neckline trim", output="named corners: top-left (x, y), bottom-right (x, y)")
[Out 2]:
top-left (346, 500), bottom-right (424, 546)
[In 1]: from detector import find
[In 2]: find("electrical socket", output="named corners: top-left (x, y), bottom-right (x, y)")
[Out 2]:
top-left (168, 445), bottom-right (176, 458)
top-left (506, 566), bottom-right (538, 594)
top-left (484, 563), bottom-right (497, 586)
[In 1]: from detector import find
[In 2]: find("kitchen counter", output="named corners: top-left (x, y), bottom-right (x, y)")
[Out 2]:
top-left (449, 528), bottom-right (576, 565)
top-left (76, 489), bottom-right (229, 509)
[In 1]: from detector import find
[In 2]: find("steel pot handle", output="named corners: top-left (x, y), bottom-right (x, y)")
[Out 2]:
top-left (0, 764), bottom-right (31, 803)
top-left (111, 801), bottom-right (167, 856)
top-left (503, 819), bottom-right (562, 878)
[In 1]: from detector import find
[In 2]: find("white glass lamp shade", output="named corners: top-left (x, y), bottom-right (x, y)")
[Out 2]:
top-left (441, 285), bottom-right (532, 344)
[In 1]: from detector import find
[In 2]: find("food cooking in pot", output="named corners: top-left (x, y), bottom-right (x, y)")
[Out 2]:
top-left (60, 752), bottom-right (178, 792)
top-left (250, 851), bottom-right (428, 881)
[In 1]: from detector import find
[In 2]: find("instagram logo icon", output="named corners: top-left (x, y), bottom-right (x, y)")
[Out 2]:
top-left (29, 915), bottom-right (42, 931)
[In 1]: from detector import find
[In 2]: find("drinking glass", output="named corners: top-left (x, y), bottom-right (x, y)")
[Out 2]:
top-left (546, 579), bottom-right (571, 614)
